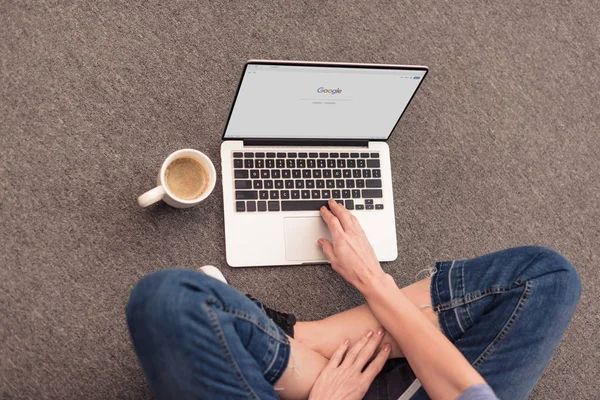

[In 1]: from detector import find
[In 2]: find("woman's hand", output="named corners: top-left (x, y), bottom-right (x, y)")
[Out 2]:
top-left (319, 199), bottom-right (387, 293)
top-left (308, 328), bottom-right (390, 400)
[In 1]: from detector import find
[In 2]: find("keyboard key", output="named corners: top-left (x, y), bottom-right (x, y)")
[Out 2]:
top-left (233, 152), bottom-right (243, 158)
top-left (288, 152), bottom-right (297, 158)
top-left (345, 200), bottom-right (354, 209)
top-left (316, 180), bottom-right (325, 188)
top-left (255, 152), bottom-right (265, 158)
top-left (330, 153), bottom-right (339, 158)
top-left (347, 159), bottom-right (356, 168)
top-left (264, 180), bottom-right (273, 189)
top-left (352, 189), bottom-right (361, 198)
top-left (326, 180), bottom-right (335, 188)
top-left (340, 153), bottom-right (349, 158)
top-left (375, 204), bottom-right (384, 209)
top-left (295, 181), bottom-right (304, 189)
top-left (272, 170), bottom-right (281, 178)
top-left (356, 204), bottom-right (365, 210)
top-left (333, 169), bottom-right (342, 178)
top-left (255, 159), bottom-right (264, 168)
top-left (366, 179), bottom-right (382, 188)
top-left (292, 170), bottom-right (301, 178)
top-left (311, 190), bottom-right (320, 198)
top-left (268, 201), bottom-right (280, 211)
top-left (281, 190), bottom-right (290, 199)
top-left (281, 200), bottom-right (329, 211)
top-left (366, 204), bottom-right (375, 210)
top-left (251, 170), bottom-right (260, 179)
top-left (270, 191), bottom-right (279, 199)
top-left (234, 159), bottom-right (243, 168)
top-left (282, 170), bottom-right (291, 178)
top-left (266, 152), bottom-right (276, 158)
top-left (287, 159), bottom-right (295, 168)
top-left (353, 169), bottom-right (361, 178)
top-left (357, 160), bottom-right (366, 168)
top-left (285, 180), bottom-right (294, 188)
top-left (367, 159), bottom-right (380, 168)
top-left (346, 180), bottom-right (355, 188)
top-left (297, 159), bottom-right (306, 168)
top-left (253, 180), bottom-right (263, 189)
top-left (373, 169), bottom-right (381, 178)
top-left (236, 201), bottom-right (245, 211)
top-left (244, 152), bottom-right (254, 158)
top-left (234, 170), bottom-right (248, 178)
top-left (351, 152), bottom-right (359, 158)
top-left (306, 180), bottom-right (315, 189)
top-left (276, 159), bottom-right (285, 168)
top-left (261, 170), bottom-right (270, 178)
top-left (299, 152), bottom-right (308, 158)
top-left (337, 159), bottom-right (346, 168)
top-left (235, 180), bottom-right (252, 189)
top-left (327, 159), bottom-right (336, 168)
top-left (258, 201), bottom-right (267, 211)
top-left (317, 159), bottom-right (326, 168)
top-left (260, 190), bottom-right (268, 199)
top-left (362, 189), bottom-right (383, 198)
top-left (313, 170), bottom-right (322, 178)
top-left (309, 153), bottom-right (318, 158)
top-left (267, 159), bottom-right (275, 168)
top-left (291, 190), bottom-right (300, 199)
top-left (342, 190), bottom-right (351, 198)
top-left (247, 201), bottom-right (256, 212)
top-left (277, 152), bottom-right (286, 158)
top-left (323, 169), bottom-right (332, 178)
top-left (336, 180), bottom-right (345, 188)
top-left (301, 190), bottom-right (310, 199)
top-left (363, 170), bottom-right (372, 178)
top-left (365, 199), bottom-right (374, 205)
top-left (303, 170), bottom-right (311, 178)
top-left (322, 189), bottom-right (331, 198)
top-left (371, 153), bottom-right (379, 158)
top-left (360, 153), bottom-right (369, 158)
top-left (236, 191), bottom-right (258, 200)
top-left (275, 180), bottom-right (284, 189)
top-left (332, 190), bottom-right (341, 198)
top-left (356, 179), bottom-right (365, 188)
top-left (343, 170), bottom-right (352, 178)
top-left (244, 159), bottom-right (254, 168)
top-left (307, 159), bottom-right (316, 168)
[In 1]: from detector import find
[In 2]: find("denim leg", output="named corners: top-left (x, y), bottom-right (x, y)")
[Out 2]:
top-left (126, 269), bottom-right (290, 400)
top-left (411, 246), bottom-right (581, 400)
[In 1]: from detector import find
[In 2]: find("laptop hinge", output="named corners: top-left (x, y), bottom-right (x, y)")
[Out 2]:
top-left (243, 138), bottom-right (369, 147)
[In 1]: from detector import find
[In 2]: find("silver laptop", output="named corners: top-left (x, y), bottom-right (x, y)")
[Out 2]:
top-left (221, 60), bottom-right (428, 267)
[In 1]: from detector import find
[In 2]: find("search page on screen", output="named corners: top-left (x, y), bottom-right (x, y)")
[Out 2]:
top-left (224, 64), bottom-right (426, 140)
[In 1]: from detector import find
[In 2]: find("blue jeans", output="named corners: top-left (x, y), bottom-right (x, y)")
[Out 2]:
top-left (126, 246), bottom-right (581, 400)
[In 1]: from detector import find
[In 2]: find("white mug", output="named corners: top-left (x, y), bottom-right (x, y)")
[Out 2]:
top-left (138, 149), bottom-right (216, 208)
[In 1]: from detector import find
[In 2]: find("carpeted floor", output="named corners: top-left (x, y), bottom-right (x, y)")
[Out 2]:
top-left (1, 1), bottom-right (599, 399)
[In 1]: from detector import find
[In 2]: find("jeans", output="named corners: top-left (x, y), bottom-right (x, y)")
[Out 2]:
top-left (126, 246), bottom-right (581, 400)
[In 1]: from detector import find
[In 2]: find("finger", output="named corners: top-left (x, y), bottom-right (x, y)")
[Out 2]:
top-left (342, 330), bottom-right (372, 367)
top-left (320, 205), bottom-right (343, 237)
top-left (362, 343), bottom-right (391, 382)
top-left (354, 327), bottom-right (386, 367)
top-left (349, 213), bottom-right (366, 234)
top-left (327, 339), bottom-right (350, 369)
top-left (318, 238), bottom-right (335, 262)
top-left (327, 199), bottom-right (354, 232)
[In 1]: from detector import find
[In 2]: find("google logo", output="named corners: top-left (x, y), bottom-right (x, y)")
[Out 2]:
top-left (317, 87), bottom-right (342, 95)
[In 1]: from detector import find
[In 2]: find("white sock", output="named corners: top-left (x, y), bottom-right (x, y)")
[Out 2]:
top-left (199, 265), bottom-right (228, 284)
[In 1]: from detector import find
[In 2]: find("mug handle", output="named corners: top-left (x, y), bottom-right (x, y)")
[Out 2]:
top-left (138, 186), bottom-right (166, 207)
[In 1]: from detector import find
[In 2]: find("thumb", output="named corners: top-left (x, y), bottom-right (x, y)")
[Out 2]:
top-left (318, 238), bottom-right (335, 261)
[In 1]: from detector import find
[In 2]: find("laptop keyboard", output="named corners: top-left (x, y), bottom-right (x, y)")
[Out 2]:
top-left (233, 151), bottom-right (384, 212)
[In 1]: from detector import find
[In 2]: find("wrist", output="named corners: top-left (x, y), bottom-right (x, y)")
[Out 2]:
top-left (361, 271), bottom-right (395, 299)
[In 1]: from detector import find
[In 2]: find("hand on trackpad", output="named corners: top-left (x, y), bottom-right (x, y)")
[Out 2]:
top-left (284, 217), bottom-right (332, 262)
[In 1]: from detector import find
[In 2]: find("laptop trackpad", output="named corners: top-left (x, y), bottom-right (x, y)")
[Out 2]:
top-left (284, 217), bottom-right (332, 262)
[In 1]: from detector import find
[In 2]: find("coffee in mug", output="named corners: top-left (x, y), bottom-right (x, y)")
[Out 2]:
top-left (138, 149), bottom-right (216, 208)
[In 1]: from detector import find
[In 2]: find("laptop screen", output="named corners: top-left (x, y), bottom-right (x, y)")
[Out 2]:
top-left (223, 62), bottom-right (427, 141)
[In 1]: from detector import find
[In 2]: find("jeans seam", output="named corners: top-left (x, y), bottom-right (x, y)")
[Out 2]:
top-left (472, 280), bottom-right (533, 368)
top-left (204, 302), bottom-right (260, 400)
top-left (222, 306), bottom-right (288, 345)
top-left (434, 286), bottom-right (513, 312)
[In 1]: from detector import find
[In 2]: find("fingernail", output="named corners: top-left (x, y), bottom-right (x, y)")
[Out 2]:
top-left (383, 344), bottom-right (391, 352)
top-left (366, 330), bottom-right (373, 338)
top-left (377, 328), bottom-right (384, 335)
top-left (344, 339), bottom-right (350, 346)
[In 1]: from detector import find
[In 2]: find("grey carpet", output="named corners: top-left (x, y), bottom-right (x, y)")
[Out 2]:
top-left (1, 1), bottom-right (599, 399)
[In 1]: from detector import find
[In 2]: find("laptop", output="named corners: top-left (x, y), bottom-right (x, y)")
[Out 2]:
top-left (221, 60), bottom-right (428, 267)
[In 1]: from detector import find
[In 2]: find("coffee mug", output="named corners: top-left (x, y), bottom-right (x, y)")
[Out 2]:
top-left (138, 149), bottom-right (216, 208)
